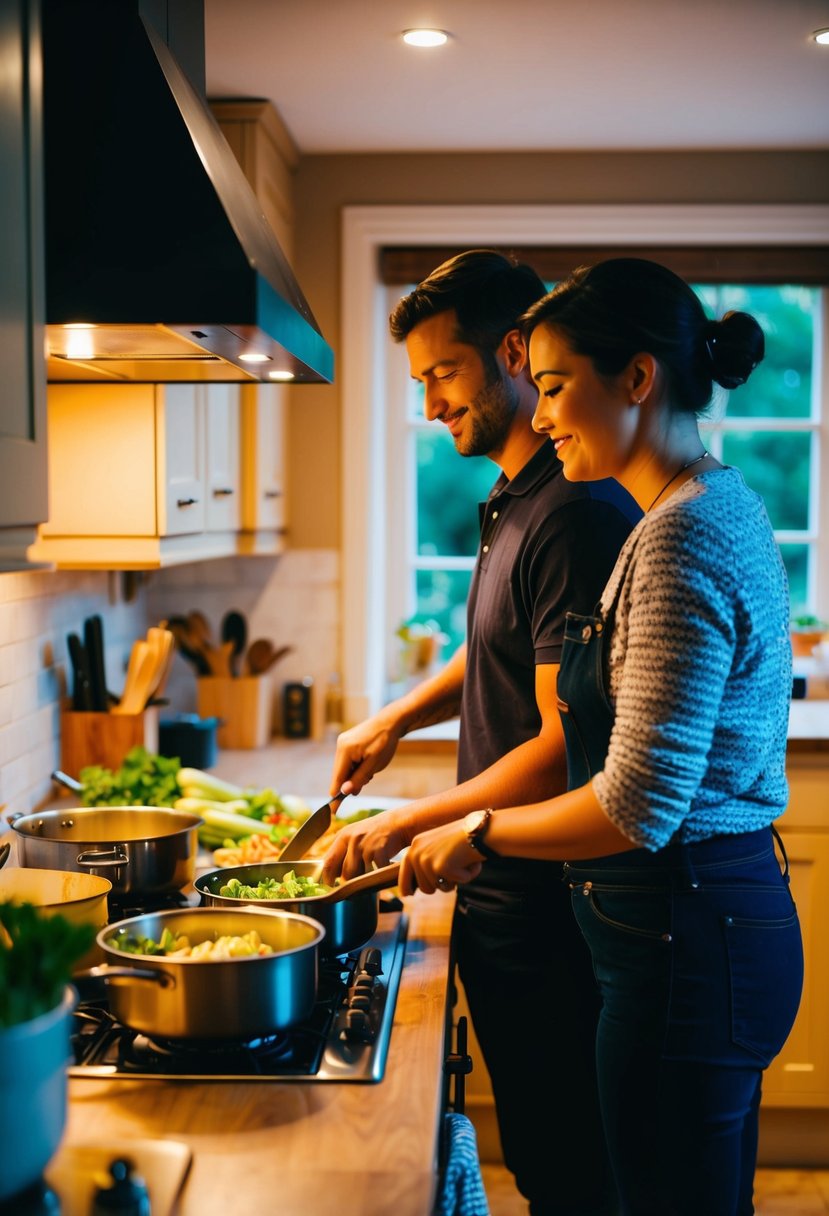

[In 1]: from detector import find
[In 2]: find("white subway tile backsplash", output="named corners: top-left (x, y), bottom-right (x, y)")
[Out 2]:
top-left (0, 549), bottom-right (343, 813)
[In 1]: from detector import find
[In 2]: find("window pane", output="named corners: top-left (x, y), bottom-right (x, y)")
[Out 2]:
top-left (694, 284), bottom-right (816, 420)
top-left (721, 431), bottom-right (811, 531)
top-left (416, 429), bottom-right (496, 556)
top-left (779, 544), bottom-right (810, 617)
top-left (415, 569), bottom-right (472, 655)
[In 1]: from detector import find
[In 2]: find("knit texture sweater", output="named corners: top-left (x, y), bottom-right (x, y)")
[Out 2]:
top-left (592, 466), bottom-right (792, 850)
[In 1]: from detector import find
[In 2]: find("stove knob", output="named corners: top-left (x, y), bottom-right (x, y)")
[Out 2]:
top-left (91, 1157), bottom-right (151, 1215)
top-left (357, 946), bottom-right (383, 976)
top-left (343, 1007), bottom-right (370, 1040)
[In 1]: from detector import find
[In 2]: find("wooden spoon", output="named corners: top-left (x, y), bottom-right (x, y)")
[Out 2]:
top-left (111, 640), bottom-right (153, 715)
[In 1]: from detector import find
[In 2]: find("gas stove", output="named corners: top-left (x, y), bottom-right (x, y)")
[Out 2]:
top-left (68, 907), bottom-right (408, 1083)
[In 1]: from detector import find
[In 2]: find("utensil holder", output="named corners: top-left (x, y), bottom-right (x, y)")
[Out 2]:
top-left (196, 675), bottom-right (272, 749)
top-left (60, 706), bottom-right (159, 775)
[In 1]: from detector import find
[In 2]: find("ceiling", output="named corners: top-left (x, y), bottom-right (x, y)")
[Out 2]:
top-left (204, 0), bottom-right (829, 155)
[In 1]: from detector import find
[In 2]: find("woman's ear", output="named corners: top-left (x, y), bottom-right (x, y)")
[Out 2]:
top-left (627, 353), bottom-right (658, 404)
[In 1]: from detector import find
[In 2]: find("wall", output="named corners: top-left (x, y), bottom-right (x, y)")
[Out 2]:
top-left (3, 149), bottom-right (828, 811)
top-left (286, 148), bottom-right (829, 549)
top-left (0, 571), bottom-right (147, 816)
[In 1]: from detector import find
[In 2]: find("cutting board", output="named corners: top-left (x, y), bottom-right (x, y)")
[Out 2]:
top-left (45, 1139), bottom-right (192, 1216)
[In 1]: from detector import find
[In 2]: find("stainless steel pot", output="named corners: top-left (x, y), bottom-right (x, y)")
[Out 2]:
top-left (9, 807), bottom-right (201, 897)
top-left (80, 907), bottom-right (325, 1040)
top-left (194, 860), bottom-right (396, 956)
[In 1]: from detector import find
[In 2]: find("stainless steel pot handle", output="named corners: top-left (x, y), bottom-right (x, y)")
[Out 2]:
top-left (76, 965), bottom-right (176, 989)
top-left (76, 846), bottom-right (129, 868)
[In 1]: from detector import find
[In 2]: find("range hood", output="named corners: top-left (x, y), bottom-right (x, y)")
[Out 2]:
top-left (42, 0), bottom-right (333, 385)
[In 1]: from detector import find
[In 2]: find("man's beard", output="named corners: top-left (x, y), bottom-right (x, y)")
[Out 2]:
top-left (454, 371), bottom-right (519, 458)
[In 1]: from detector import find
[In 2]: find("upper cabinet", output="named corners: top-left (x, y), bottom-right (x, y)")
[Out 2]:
top-left (28, 382), bottom-right (279, 569)
top-left (0, 0), bottom-right (49, 569)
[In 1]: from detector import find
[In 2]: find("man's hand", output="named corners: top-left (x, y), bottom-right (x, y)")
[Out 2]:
top-left (320, 807), bottom-right (411, 884)
top-left (329, 713), bottom-right (403, 797)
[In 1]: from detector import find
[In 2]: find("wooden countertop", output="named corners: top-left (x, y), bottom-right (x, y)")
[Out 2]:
top-left (62, 889), bottom-right (456, 1216)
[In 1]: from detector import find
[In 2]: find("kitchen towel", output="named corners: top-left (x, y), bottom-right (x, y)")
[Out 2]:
top-left (433, 1112), bottom-right (490, 1216)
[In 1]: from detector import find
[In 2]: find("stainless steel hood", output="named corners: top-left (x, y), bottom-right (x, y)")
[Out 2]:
top-left (42, 0), bottom-right (333, 385)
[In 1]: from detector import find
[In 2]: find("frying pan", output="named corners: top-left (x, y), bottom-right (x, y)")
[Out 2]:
top-left (195, 860), bottom-right (400, 956)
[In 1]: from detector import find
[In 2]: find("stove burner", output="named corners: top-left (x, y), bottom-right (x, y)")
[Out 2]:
top-left (68, 911), bottom-right (408, 1083)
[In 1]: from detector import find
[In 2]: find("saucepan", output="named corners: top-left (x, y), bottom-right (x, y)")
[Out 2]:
top-left (194, 860), bottom-right (401, 956)
top-left (8, 807), bottom-right (202, 898)
top-left (0, 867), bottom-right (112, 969)
top-left (75, 906), bottom-right (326, 1040)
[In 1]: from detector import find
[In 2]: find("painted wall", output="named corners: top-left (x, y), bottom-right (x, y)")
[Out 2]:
top-left (285, 149), bottom-right (829, 548)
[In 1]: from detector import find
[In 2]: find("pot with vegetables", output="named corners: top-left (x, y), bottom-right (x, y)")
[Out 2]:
top-left (75, 906), bottom-right (325, 1040)
top-left (194, 860), bottom-right (401, 956)
top-left (9, 807), bottom-right (201, 898)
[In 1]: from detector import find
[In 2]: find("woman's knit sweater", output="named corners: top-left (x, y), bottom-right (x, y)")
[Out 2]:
top-left (591, 466), bottom-right (792, 850)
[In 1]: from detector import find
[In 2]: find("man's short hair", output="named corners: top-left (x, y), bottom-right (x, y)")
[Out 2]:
top-left (388, 249), bottom-right (547, 357)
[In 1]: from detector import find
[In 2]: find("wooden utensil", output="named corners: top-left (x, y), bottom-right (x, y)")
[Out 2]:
top-left (245, 639), bottom-right (293, 675)
top-left (111, 639), bottom-right (152, 715)
top-left (221, 610), bottom-right (248, 676)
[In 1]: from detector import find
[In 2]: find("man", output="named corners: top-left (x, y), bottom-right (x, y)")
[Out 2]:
top-left (322, 250), bottom-right (639, 1215)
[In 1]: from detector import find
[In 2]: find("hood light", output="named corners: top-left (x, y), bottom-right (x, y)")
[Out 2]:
top-left (64, 326), bottom-right (96, 360)
top-left (269, 370), bottom-right (295, 381)
top-left (813, 28), bottom-right (829, 44)
top-left (402, 29), bottom-right (448, 48)
top-left (238, 352), bottom-right (271, 364)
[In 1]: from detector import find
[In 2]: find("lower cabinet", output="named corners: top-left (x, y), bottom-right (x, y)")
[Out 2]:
top-left (762, 753), bottom-right (829, 1110)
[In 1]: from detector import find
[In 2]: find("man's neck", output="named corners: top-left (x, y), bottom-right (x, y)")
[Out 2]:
top-left (490, 425), bottom-right (548, 481)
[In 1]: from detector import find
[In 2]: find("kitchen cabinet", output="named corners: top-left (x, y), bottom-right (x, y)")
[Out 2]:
top-left (763, 752), bottom-right (829, 1110)
top-left (237, 382), bottom-right (287, 554)
top-left (0, 0), bottom-right (49, 569)
top-left (29, 382), bottom-right (256, 568)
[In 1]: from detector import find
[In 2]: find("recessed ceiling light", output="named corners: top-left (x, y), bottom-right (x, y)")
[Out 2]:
top-left (402, 28), bottom-right (448, 48)
top-left (238, 352), bottom-right (271, 364)
top-left (269, 369), bottom-right (295, 381)
top-left (813, 27), bottom-right (829, 44)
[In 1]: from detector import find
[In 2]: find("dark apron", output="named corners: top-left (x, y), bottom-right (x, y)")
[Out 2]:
top-left (557, 608), bottom-right (615, 789)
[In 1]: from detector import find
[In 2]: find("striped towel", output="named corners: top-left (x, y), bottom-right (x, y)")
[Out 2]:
top-left (433, 1112), bottom-right (490, 1216)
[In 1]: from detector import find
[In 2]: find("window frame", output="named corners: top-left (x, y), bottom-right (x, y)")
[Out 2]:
top-left (341, 205), bottom-right (829, 723)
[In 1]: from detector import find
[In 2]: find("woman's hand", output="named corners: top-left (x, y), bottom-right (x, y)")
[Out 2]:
top-left (398, 819), bottom-right (484, 895)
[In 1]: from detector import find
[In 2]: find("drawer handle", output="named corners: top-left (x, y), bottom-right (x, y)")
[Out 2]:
top-left (265, 489), bottom-right (282, 499)
top-left (212, 487), bottom-right (234, 497)
top-left (176, 497), bottom-right (199, 507)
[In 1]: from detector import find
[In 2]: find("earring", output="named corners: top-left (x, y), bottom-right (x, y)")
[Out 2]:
top-left (633, 397), bottom-right (643, 405)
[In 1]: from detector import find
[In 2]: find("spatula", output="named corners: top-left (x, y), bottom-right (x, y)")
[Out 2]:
top-left (279, 790), bottom-right (348, 862)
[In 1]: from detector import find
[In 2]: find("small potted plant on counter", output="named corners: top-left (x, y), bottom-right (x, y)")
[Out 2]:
top-left (790, 614), bottom-right (829, 658)
top-left (0, 901), bottom-right (96, 1205)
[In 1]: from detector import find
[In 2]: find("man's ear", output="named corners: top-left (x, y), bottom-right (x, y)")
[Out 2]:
top-left (501, 328), bottom-right (528, 378)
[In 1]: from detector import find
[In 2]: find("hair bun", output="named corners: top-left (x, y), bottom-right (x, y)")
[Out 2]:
top-left (704, 312), bottom-right (765, 390)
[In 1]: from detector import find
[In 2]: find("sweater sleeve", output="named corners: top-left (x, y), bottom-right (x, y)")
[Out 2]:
top-left (592, 505), bottom-right (738, 849)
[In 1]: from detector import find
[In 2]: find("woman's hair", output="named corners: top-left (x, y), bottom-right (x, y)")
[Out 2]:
top-left (519, 257), bottom-right (765, 414)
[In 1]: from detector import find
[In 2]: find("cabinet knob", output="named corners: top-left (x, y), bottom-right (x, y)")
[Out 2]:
top-left (176, 497), bottom-right (199, 507)
top-left (212, 487), bottom-right (234, 497)
top-left (264, 489), bottom-right (283, 499)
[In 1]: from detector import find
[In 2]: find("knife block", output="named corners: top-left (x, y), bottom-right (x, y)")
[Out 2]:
top-left (60, 706), bottom-right (159, 776)
top-left (196, 675), bottom-right (272, 749)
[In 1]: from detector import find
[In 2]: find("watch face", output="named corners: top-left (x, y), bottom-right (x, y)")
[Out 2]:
top-left (465, 810), bottom-right (486, 835)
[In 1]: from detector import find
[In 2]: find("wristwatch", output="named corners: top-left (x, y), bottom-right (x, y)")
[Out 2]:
top-left (464, 808), bottom-right (499, 860)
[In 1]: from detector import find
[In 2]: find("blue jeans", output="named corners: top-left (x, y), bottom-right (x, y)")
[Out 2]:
top-left (564, 827), bottom-right (803, 1216)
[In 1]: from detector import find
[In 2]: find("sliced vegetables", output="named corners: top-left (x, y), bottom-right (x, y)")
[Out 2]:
top-left (108, 925), bottom-right (274, 959)
top-left (219, 871), bottom-right (333, 901)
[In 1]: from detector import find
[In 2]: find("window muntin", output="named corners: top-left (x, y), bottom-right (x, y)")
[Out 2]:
top-left (389, 281), bottom-right (823, 679)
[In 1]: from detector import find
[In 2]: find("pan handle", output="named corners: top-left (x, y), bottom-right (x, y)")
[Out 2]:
top-left (73, 965), bottom-right (176, 992)
top-left (52, 769), bottom-right (83, 793)
top-left (76, 846), bottom-right (129, 869)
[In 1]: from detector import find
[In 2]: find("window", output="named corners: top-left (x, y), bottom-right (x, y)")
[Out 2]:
top-left (386, 278), bottom-right (825, 681)
top-left (341, 206), bottom-right (829, 720)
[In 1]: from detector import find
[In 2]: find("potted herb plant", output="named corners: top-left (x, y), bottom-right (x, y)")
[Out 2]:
top-left (0, 901), bottom-right (96, 1203)
top-left (790, 614), bottom-right (828, 658)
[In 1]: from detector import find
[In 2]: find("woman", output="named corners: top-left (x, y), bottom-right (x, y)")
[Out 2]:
top-left (398, 258), bottom-right (804, 1215)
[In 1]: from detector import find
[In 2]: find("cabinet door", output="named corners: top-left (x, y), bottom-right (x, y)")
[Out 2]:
top-left (157, 385), bottom-right (206, 535)
top-left (241, 383), bottom-right (285, 532)
top-left (762, 830), bottom-right (829, 1108)
top-left (0, 0), bottom-right (47, 535)
top-left (205, 384), bottom-right (241, 532)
